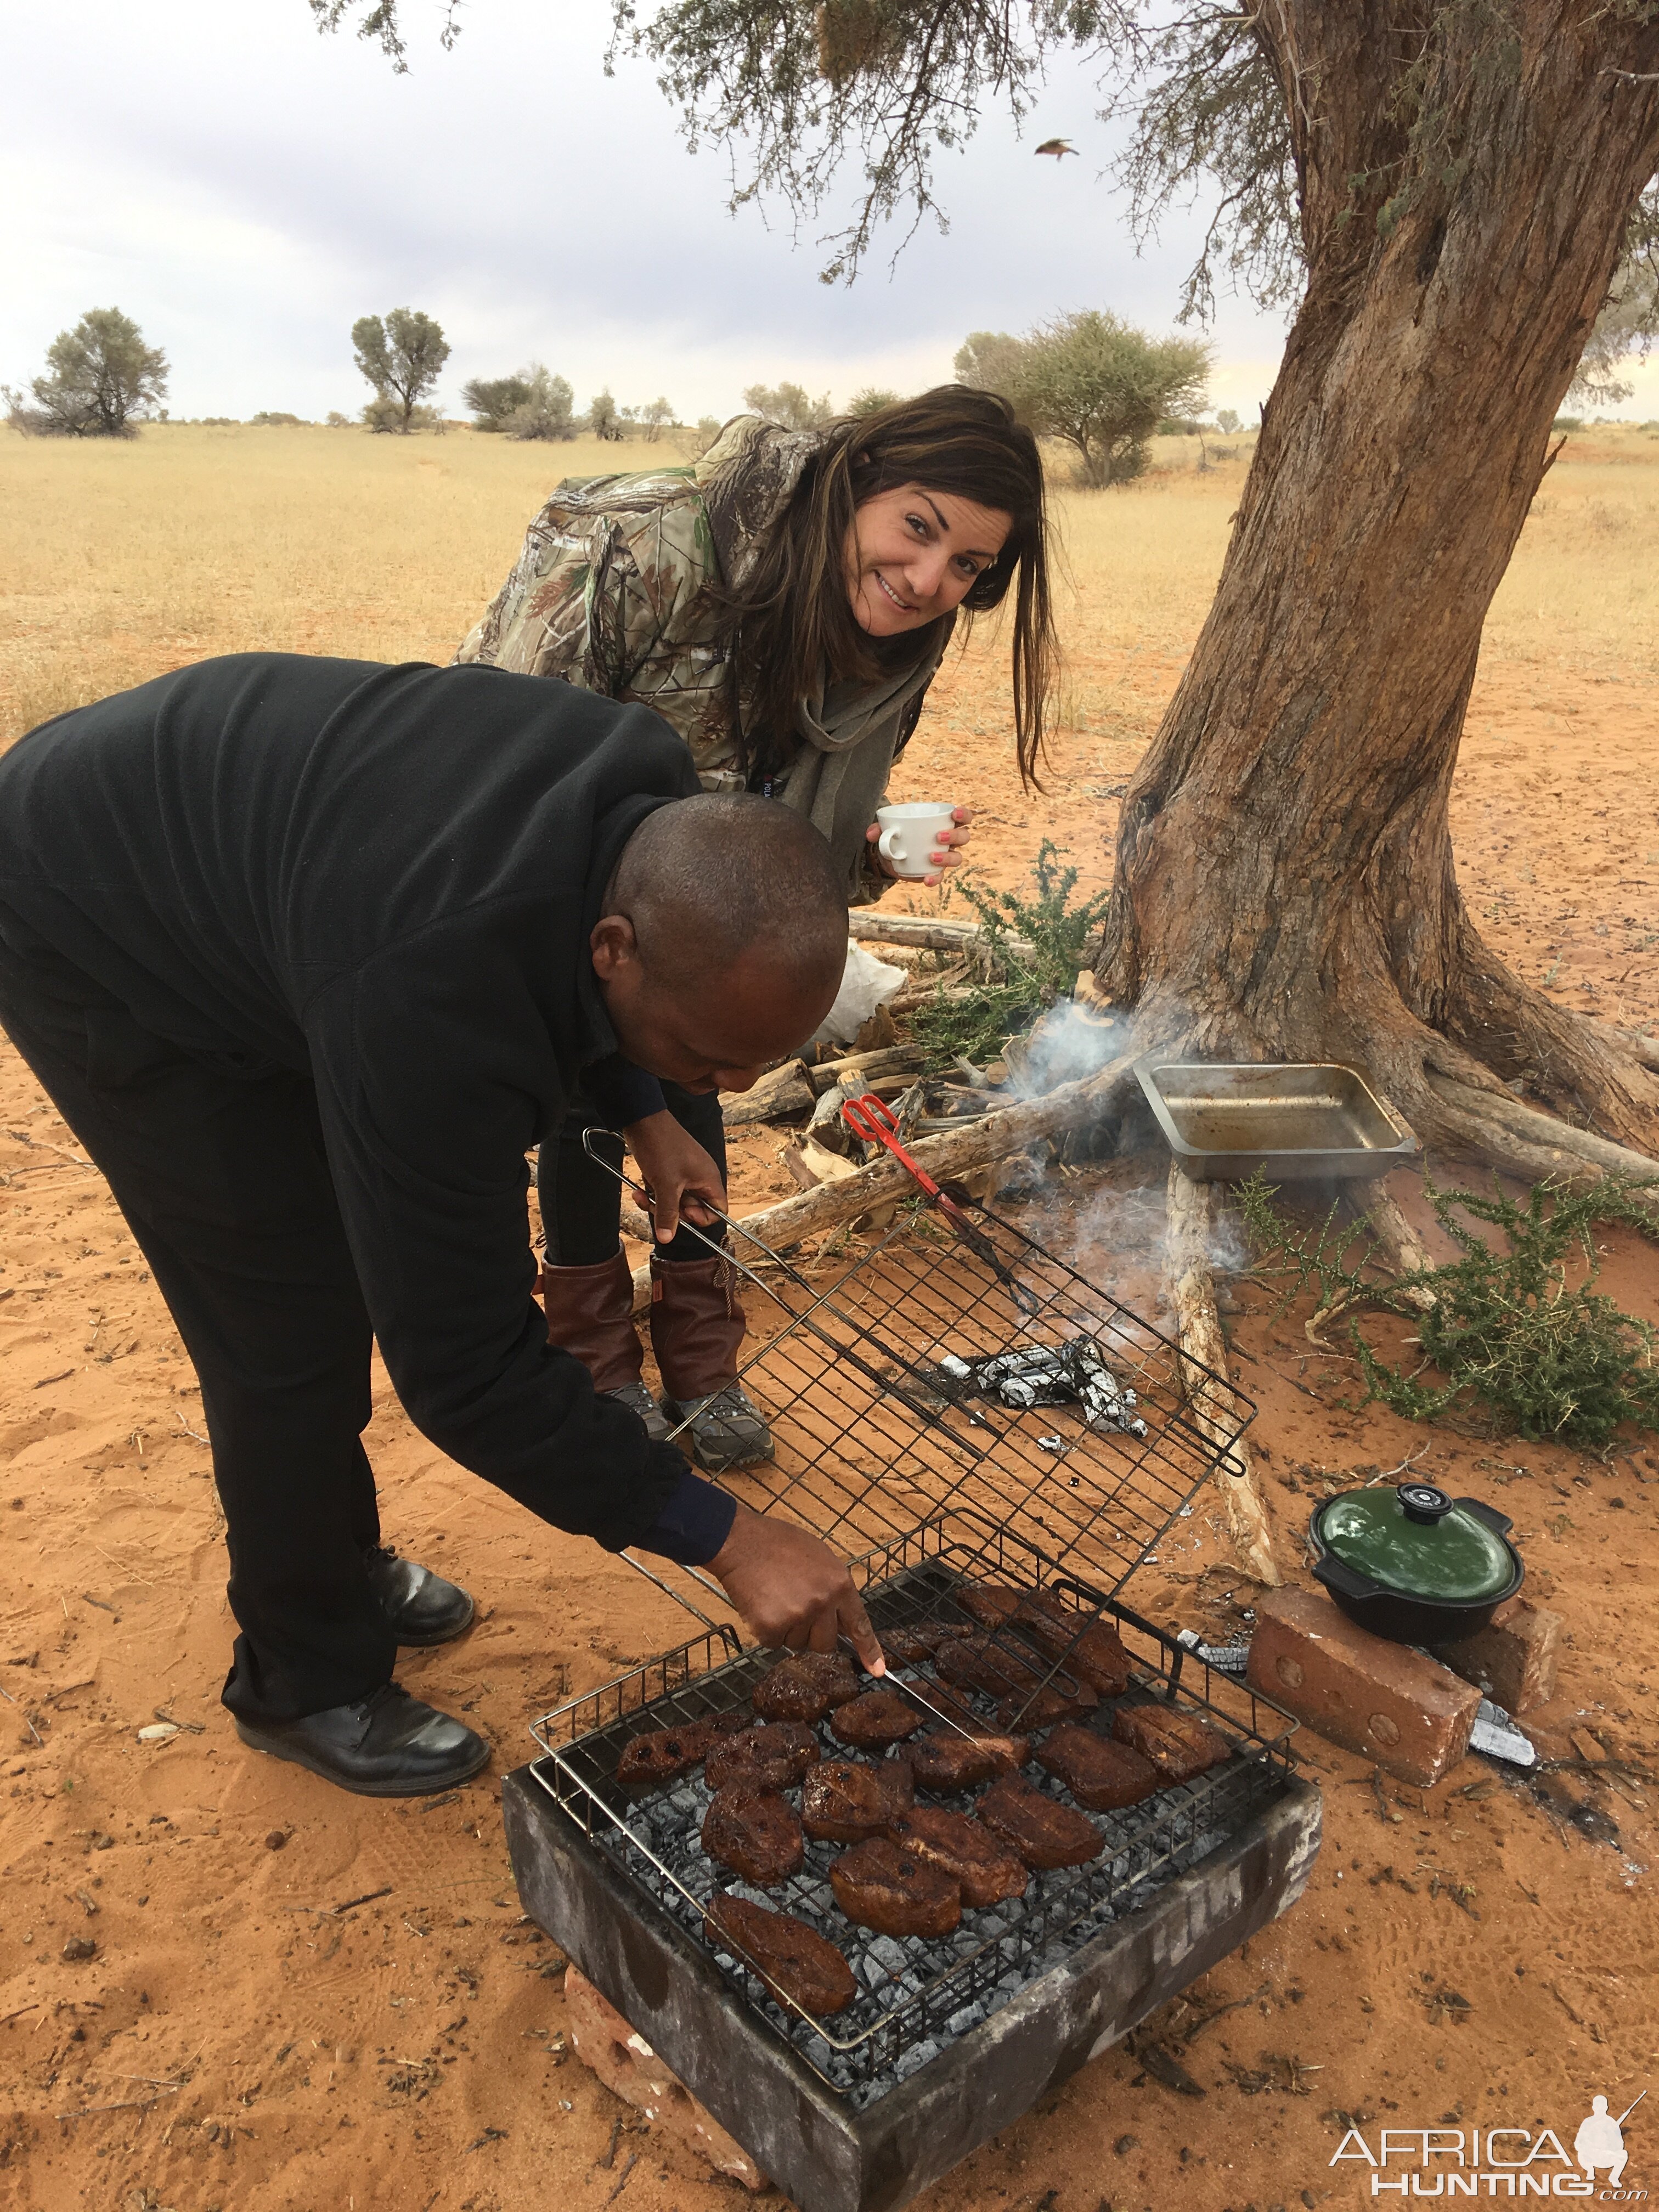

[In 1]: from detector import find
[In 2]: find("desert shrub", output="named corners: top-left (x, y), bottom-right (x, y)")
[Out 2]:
top-left (912, 840), bottom-right (1112, 1068)
top-left (1551, 414), bottom-right (1583, 432)
top-left (325, 411), bottom-right (353, 427)
top-left (588, 388), bottom-right (623, 441)
top-left (250, 411), bottom-right (306, 426)
top-left (462, 374), bottom-right (532, 431)
top-left (742, 380), bottom-right (834, 430)
top-left (1238, 1170), bottom-right (1659, 1445)
top-left (847, 386), bottom-right (902, 417)
top-left (504, 366), bottom-right (576, 441)
top-left (362, 394), bottom-right (440, 433)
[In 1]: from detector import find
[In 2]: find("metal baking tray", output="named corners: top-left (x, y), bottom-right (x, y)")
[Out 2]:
top-left (1135, 1059), bottom-right (1417, 1181)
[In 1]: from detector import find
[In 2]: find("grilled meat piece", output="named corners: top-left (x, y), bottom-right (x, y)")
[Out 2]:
top-left (614, 1719), bottom-right (716, 1795)
top-left (800, 1756), bottom-right (915, 1842)
top-left (878, 1628), bottom-right (938, 1667)
top-left (701, 1785), bottom-right (805, 1886)
top-left (957, 1586), bottom-right (1024, 1631)
top-left (829, 1688), bottom-right (926, 1751)
top-left (877, 1622), bottom-right (970, 1666)
top-left (705, 1721), bottom-right (821, 1791)
top-left (960, 1582), bottom-right (1133, 1696)
top-left (704, 1893), bottom-right (857, 2017)
top-left (752, 1651), bottom-right (860, 1723)
top-left (888, 1804), bottom-right (1029, 1907)
top-left (1012, 1609), bottom-right (1133, 1696)
top-left (992, 1680), bottom-right (1098, 1731)
top-left (829, 1837), bottom-right (961, 1938)
top-left (935, 1633), bottom-right (1053, 1701)
top-left (901, 1727), bottom-right (1029, 1792)
top-left (1113, 1703), bottom-right (1229, 1782)
top-left (976, 1775), bottom-right (1104, 1869)
top-left (1035, 1723), bottom-right (1160, 1812)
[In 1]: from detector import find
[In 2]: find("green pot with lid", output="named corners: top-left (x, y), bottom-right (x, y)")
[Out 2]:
top-left (1308, 1481), bottom-right (1524, 1644)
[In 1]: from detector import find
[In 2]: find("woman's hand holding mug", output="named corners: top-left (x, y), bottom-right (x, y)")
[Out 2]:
top-left (867, 803), bottom-right (974, 885)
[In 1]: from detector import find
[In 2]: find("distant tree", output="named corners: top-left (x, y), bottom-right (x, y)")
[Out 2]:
top-left (847, 385), bottom-right (901, 417)
top-left (324, 410), bottom-right (353, 428)
top-left (996, 311), bottom-right (1211, 486)
top-left (10, 307), bottom-right (168, 437)
top-left (742, 380), bottom-right (833, 430)
top-left (462, 373), bottom-right (533, 431)
top-left (250, 410), bottom-right (307, 426)
top-left (505, 366), bottom-right (577, 441)
top-left (588, 388), bottom-right (623, 441)
top-left (1570, 259), bottom-right (1658, 406)
top-left (1215, 408), bottom-right (1241, 436)
top-left (951, 332), bottom-right (1028, 402)
top-left (632, 395), bottom-right (676, 441)
top-left (352, 308), bottom-right (449, 432)
top-left (689, 413), bottom-right (723, 454)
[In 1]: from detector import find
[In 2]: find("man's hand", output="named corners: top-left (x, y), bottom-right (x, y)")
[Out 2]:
top-left (623, 1109), bottom-right (726, 1244)
top-left (706, 1503), bottom-right (887, 1674)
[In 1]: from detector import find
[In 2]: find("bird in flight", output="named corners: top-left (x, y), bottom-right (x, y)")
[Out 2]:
top-left (1035, 137), bottom-right (1077, 159)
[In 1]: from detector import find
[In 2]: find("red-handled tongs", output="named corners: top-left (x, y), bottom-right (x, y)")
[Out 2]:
top-left (841, 1092), bottom-right (1039, 1314)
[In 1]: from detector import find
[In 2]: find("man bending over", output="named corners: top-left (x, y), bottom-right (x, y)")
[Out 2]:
top-left (0, 653), bottom-right (882, 1797)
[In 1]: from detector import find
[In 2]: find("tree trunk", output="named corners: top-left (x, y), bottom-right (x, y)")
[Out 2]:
top-left (1096, 6), bottom-right (1659, 1179)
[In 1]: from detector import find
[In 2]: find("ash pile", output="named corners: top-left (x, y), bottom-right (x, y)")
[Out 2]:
top-left (936, 1339), bottom-right (1148, 1440)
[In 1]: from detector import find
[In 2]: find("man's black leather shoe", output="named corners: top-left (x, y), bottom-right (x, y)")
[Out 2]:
top-left (364, 1544), bottom-right (475, 1647)
top-left (234, 1683), bottom-right (489, 1797)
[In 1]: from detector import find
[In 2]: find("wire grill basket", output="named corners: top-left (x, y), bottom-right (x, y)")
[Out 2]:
top-left (529, 1517), bottom-right (1298, 2097)
top-left (600, 1140), bottom-right (1256, 1618)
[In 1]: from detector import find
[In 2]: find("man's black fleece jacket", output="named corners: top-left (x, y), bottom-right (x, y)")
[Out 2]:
top-left (0, 651), bottom-right (737, 1563)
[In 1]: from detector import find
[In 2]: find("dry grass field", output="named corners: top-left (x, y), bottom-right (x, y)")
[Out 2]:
top-left (2, 418), bottom-right (1658, 2212)
top-left (4, 419), bottom-right (1658, 759)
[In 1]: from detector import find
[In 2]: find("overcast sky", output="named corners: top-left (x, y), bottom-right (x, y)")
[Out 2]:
top-left (5, 0), bottom-right (1655, 424)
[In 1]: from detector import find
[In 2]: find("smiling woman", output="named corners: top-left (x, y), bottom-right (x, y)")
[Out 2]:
top-left (457, 385), bottom-right (1058, 1473)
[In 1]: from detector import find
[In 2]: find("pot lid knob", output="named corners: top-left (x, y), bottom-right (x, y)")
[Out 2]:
top-left (1398, 1481), bottom-right (1453, 1525)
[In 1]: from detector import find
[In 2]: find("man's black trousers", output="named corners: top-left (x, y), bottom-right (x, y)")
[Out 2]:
top-left (0, 922), bottom-right (397, 1722)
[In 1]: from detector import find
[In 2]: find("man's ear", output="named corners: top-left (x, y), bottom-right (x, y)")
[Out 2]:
top-left (589, 913), bottom-right (640, 983)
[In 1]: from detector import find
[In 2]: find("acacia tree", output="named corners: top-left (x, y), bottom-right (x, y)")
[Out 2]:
top-left (313, 1), bottom-right (1659, 1186)
top-left (12, 307), bottom-right (168, 436)
top-left (352, 307), bottom-right (450, 431)
top-left (957, 310), bottom-right (1212, 484)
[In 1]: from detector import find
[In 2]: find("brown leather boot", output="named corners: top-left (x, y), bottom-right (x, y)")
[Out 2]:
top-left (650, 1252), bottom-right (772, 1473)
top-left (538, 1252), bottom-right (669, 1442)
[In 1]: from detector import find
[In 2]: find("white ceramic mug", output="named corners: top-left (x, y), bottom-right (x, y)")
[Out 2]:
top-left (874, 802), bottom-right (958, 880)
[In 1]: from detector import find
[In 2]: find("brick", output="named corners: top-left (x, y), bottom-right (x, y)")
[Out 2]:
top-left (1430, 1596), bottom-right (1561, 1716)
top-left (563, 1966), bottom-right (768, 2191)
top-left (1246, 1588), bottom-right (1481, 1786)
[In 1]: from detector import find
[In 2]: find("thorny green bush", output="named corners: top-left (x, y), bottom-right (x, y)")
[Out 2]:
top-left (1237, 1169), bottom-right (1659, 1447)
top-left (912, 840), bottom-right (1112, 1069)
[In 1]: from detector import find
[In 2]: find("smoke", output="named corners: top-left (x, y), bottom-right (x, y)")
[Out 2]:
top-left (997, 997), bottom-right (1250, 1287)
top-left (1005, 997), bottom-right (1137, 1100)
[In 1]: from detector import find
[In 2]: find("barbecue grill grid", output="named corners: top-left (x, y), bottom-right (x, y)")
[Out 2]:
top-left (594, 1143), bottom-right (1256, 1623)
top-left (531, 1519), bottom-right (1299, 2096)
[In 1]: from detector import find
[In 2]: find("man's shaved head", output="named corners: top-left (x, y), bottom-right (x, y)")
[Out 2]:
top-left (592, 795), bottom-right (849, 1093)
top-left (608, 794), bottom-right (848, 995)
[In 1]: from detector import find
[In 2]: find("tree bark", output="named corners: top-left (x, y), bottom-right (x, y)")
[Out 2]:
top-left (1096, 7), bottom-right (1659, 1173)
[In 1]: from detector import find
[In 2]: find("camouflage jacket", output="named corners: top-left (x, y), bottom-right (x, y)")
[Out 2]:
top-left (455, 416), bottom-right (951, 899)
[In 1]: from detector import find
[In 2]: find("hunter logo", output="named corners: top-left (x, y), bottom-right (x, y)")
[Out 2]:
top-left (1330, 2092), bottom-right (1646, 2198)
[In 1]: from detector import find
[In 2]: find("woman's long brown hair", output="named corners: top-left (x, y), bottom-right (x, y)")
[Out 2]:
top-left (710, 386), bottom-right (1057, 787)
